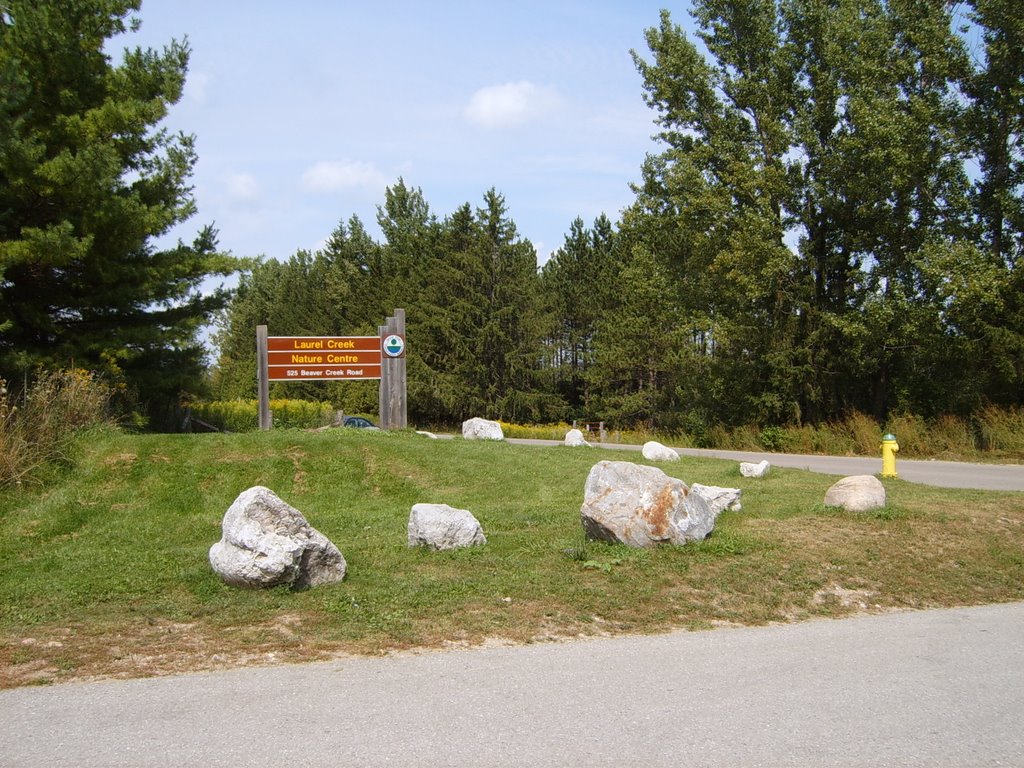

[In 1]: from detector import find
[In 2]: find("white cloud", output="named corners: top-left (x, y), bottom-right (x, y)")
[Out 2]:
top-left (301, 160), bottom-right (389, 193)
top-left (463, 81), bottom-right (563, 129)
top-left (225, 172), bottom-right (260, 202)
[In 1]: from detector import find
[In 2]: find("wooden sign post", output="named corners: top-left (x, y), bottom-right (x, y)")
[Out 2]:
top-left (257, 325), bottom-right (271, 430)
top-left (256, 309), bottom-right (406, 430)
top-left (378, 309), bottom-right (407, 430)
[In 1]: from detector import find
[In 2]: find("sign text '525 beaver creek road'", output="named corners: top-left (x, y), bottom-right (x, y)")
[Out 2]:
top-left (266, 336), bottom-right (382, 380)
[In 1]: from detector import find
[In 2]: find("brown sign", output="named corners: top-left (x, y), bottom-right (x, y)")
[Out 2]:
top-left (267, 336), bottom-right (380, 352)
top-left (266, 336), bottom-right (382, 381)
top-left (266, 365), bottom-right (381, 381)
top-left (267, 350), bottom-right (381, 366)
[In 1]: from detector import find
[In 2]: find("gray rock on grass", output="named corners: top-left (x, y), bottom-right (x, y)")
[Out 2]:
top-left (690, 483), bottom-right (743, 514)
top-left (408, 503), bottom-right (487, 550)
top-left (209, 486), bottom-right (347, 589)
top-left (565, 428), bottom-right (591, 447)
top-left (642, 441), bottom-right (680, 462)
top-left (462, 417), bottom-right (504, 441)
top-left (824, 475), bottom-right (887, 512)
top-left (740, 460), bottom-right (771, 478)
top-left (580, 460), bottom-right (715, 548)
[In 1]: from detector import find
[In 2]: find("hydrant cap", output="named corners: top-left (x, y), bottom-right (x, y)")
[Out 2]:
top-left (883, 433), bottom-right (897, 441)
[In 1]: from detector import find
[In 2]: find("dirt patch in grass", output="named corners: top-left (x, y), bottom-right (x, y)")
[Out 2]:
top-left (0, 616), bottom-right (347, 688)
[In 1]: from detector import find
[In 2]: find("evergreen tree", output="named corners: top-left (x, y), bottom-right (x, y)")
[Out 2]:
top-left (376, 177), bottom-right (435, 313)
top-left (210, 183), bottom-right (556, 424)
top-left (210, 258), bottom-right (286, 400)
top-left (319, 214), bottom-right (385, 334)
top-left (412, 202), bottom-right (489, 420)
top-left (587, 245), bottom-right (694, 429)
top-left (0, 0), bottom-right (237, 411)
top-left (473, 189), bottom-right (547, 421)
top-left (210, 241), bottom-right (378, 413)
top-left (539, 215), bottom-right (618, 415)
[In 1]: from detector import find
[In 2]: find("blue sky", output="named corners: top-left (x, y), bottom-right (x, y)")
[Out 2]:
top-left (121, 1), bottom-right (695, 266)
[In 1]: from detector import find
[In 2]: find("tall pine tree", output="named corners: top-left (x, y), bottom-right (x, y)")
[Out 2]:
top-left (0, 0), bottom-right (237, 411)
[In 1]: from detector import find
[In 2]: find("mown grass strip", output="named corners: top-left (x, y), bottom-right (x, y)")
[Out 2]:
top-left (1, 427), bottom-right (1022, 687)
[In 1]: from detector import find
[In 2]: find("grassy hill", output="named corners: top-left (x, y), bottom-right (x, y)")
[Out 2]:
top-left (2, 427), bottom-right (1022, 688)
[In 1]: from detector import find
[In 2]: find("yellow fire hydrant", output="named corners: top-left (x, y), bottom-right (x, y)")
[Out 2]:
top-left (881, 433), bottom-right (899, 478)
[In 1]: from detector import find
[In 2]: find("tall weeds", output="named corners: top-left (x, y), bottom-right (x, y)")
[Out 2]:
top-left (190, 399), bottom-right (336, 432)
top-left (978, 405), bottom-right (1024, 454)
top-left (466, 408), bottom-right (1023, 460)
top-left (703, 409), bottom-right (1022, 460)
top-left (0, 369), bottom-right (112, 488)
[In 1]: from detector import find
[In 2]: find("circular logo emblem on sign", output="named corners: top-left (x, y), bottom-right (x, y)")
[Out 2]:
top-left (383, 334), bottom-right (405, 358)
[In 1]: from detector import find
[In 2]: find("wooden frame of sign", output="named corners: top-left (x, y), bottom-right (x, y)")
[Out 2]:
top-left (256, 309), bottom-right (406, 430)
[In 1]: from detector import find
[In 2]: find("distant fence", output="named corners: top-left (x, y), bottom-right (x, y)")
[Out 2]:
top-left (573, 420), bottom-right (607, 442)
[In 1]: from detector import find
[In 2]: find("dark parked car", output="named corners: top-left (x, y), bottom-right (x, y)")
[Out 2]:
top-left (343, 416), bottom-right (379, 429)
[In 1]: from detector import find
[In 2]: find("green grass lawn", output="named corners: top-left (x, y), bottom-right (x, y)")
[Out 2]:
top-left (2, 426), bottom-right (1023, 687)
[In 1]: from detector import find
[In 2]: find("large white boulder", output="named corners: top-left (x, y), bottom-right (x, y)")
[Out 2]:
top-left (462, 417), bottom-right (504, 441)
top-left (824, 475), bottom-right (887, 512)
top-left (740, 460), bottom-right (771, 478)
top-left (642, 441), bottom-right (680, 462)
top-left (580, 461), bottom-right (716, 547)
top-left (690, 483), bottom-right (743, 514)
top-left (408, 503), bottom-right (487, 550)
top-left (564, 428), bottom-right (591, 447)
top-left (209, 486), bottom-right (346, 589)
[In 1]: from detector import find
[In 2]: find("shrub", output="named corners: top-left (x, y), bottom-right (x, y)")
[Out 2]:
top-left (458, 406), bottom-right (1022, 460)
top-left (271, 399), bottom-right (336, 430)
top-left (0, 369), bottom-right (112, 488)
top-left (701, 411), bottom-right (992, 459)
top-left (758, 425), bottom-right (786, 452)
top-left (780, 424), bottom-right (817, 454)
top-left (718, 424), bottom-right (761, 451)
top-left (679, 411), bottom-right (712, 448)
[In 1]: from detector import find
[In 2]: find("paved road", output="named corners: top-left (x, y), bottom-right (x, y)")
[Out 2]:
top-left (505, 438), bottom-right (1024, 491)
top-left (2, 602), bottom-right (1022, 767)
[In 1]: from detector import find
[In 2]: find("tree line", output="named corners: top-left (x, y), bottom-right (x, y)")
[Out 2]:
top-left (2, 0), bottom-right (1021, 433)
top-left (215, 0), bottom-right (1022, 431)
top-left (621, 0), bottom-right (1023, 430)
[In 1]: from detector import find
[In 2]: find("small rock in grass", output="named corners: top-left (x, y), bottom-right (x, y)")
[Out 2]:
top-left (642, 441), bottom-right (680, 462)
top-left (462, 417), bottom-right (504, 441)
top-left (408, 503), bottom-right (487, 550)
top-left (824, 475), bottom-right (886, 512)
top-left (565, 429), bottom-right (591, 447)
top-left (740, 460), bottom-right (770, 478)
top-left (690, 483), bottom-right (743, 514)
